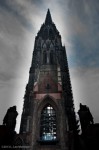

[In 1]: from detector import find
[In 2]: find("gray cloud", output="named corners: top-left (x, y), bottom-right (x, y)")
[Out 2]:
top-left (0, 5), bottom-right (34, 131)
top-left (70, 67), bottom-right (99, 123)
top-left (0, 0), bottom-right (99, 132)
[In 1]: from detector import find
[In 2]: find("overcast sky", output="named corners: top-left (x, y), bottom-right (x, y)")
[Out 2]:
top-left (0, 0), bottom-right (99, 133)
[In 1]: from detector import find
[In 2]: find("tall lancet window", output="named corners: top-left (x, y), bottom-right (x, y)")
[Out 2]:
top-left (40, 105), bottom-right (57, 141)
top-left (50, 51), bottom-right (54, 64)
top-left (43, 51), bottom-right (47, 64)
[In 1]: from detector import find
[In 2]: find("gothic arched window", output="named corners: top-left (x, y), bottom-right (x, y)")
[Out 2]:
top-left (40, 105), bottom-right (57, 141)
top-left (43, 51), bottom-right (47, 64)
top-left (50, 51), bottom-right (54, 64)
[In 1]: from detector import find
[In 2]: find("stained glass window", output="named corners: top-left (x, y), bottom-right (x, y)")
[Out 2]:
top-left (40, 105), bottom-right (57, 141)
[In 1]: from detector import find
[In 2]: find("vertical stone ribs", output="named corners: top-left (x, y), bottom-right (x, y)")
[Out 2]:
top-left (19, 10), bottom-right (78, 150)
top-left (60, 46), bottom-right (77, 131)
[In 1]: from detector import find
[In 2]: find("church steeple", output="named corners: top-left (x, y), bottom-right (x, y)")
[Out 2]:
top-left (45, 9), bottom-right (53, 25)
top-left (20, 10), bottom-right (77, 150)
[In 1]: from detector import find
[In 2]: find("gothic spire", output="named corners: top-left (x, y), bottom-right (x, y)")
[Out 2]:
top-left (45, 9), bottom-right (53, 25)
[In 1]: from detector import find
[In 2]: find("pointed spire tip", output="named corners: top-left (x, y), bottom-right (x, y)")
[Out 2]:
top-left (47, 8), bottom-right (50, 12)
top-left (45, 8), bottom-right (52, 25)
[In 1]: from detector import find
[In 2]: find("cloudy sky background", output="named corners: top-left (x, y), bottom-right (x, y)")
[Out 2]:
top-left (0, 0), bottom-right (99, 133)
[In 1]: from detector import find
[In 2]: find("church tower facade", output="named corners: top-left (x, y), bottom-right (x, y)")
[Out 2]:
top-left (20, 9), bottom-right (77, 150)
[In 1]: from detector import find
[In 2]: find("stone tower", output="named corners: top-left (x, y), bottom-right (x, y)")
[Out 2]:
top-left (19, 9), bottom-right (77, 150)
